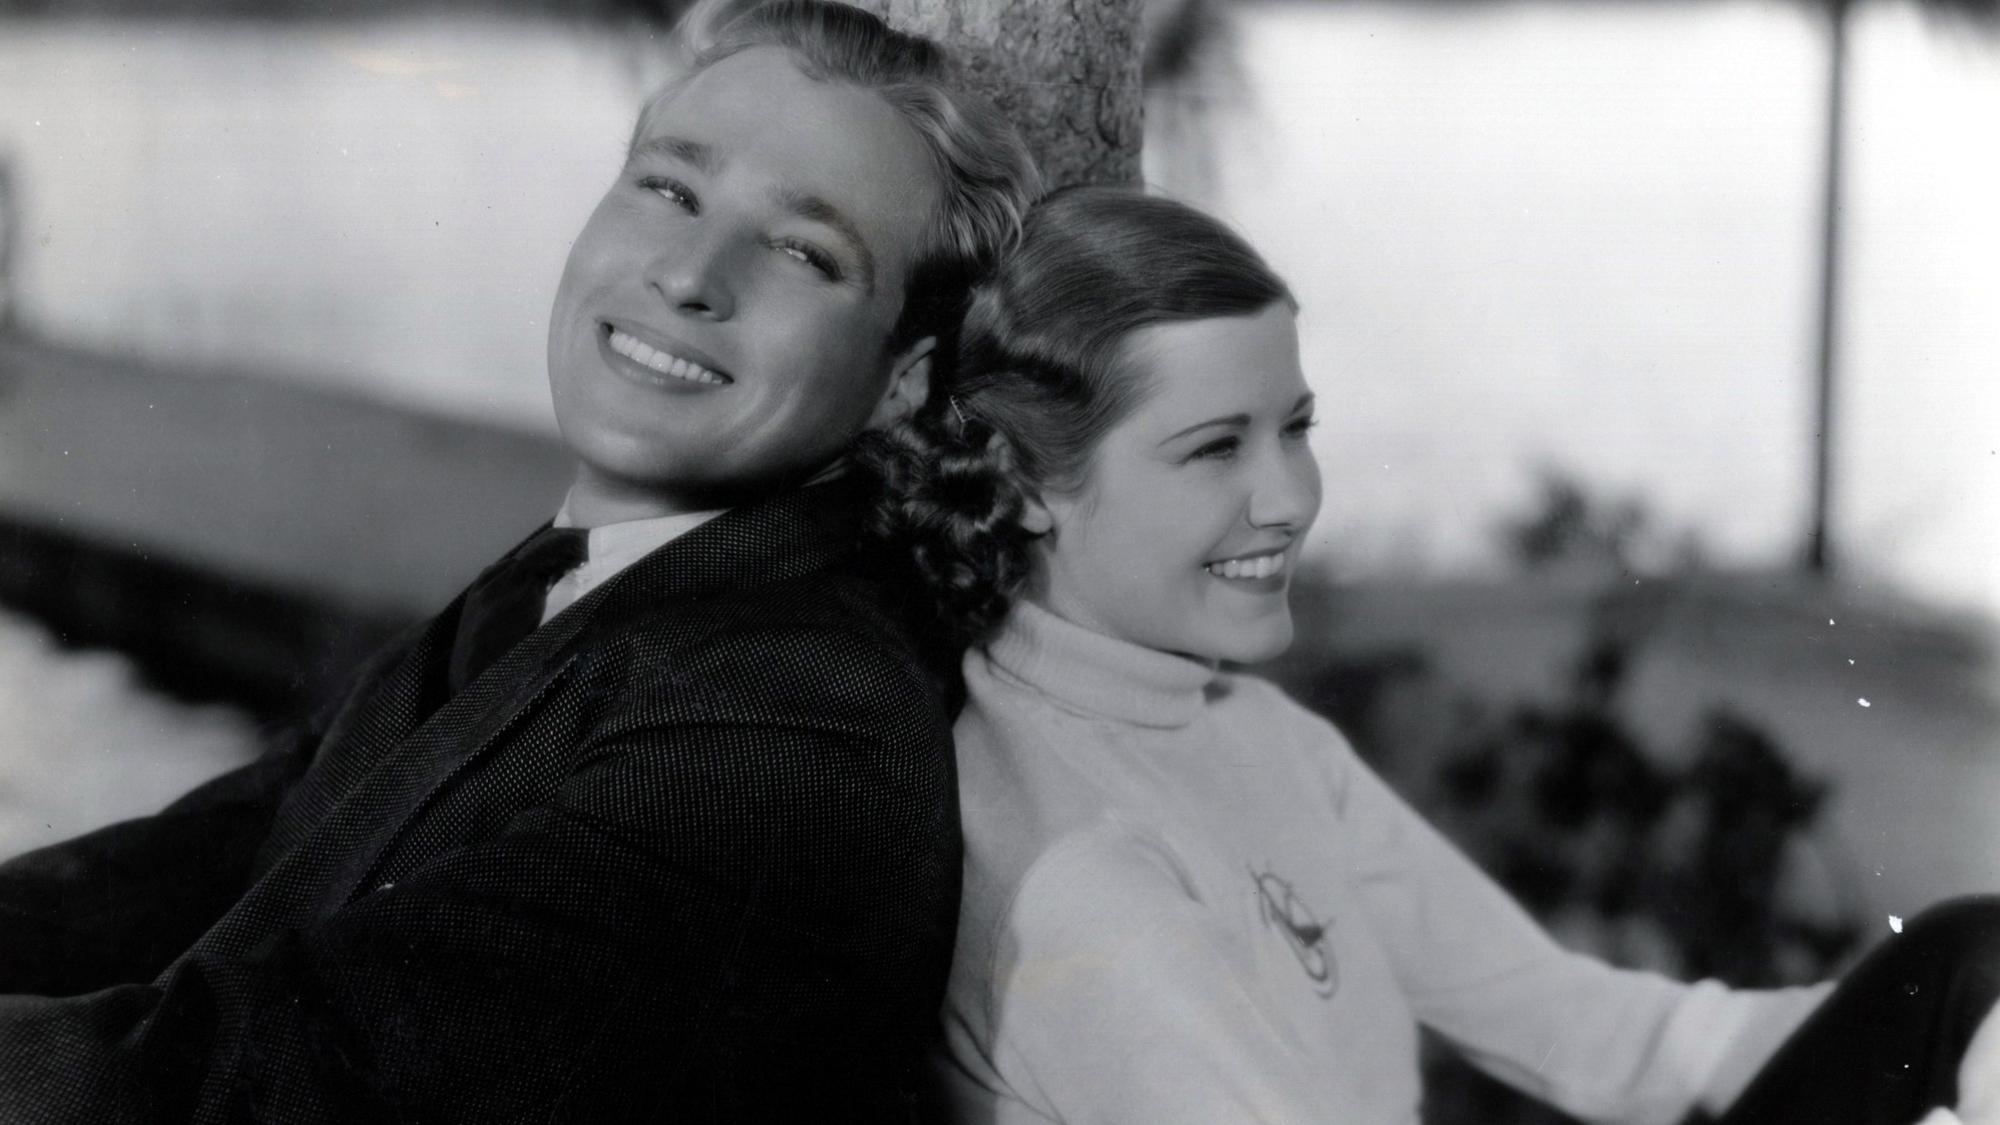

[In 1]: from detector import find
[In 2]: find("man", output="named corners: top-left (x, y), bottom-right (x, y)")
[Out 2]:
top-left (0, 2), bottom-right (1040, 1119)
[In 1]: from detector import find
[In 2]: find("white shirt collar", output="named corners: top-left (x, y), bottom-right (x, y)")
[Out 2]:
top-left (541, 495), bottom-right (726, 624)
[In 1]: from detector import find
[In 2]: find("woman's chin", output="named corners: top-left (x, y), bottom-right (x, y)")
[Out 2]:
top-left (1201, 616), bottom-right (1296, 667)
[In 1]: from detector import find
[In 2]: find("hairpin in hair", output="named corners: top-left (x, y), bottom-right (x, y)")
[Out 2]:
top-left (948, 395), bottom-right (971, 428)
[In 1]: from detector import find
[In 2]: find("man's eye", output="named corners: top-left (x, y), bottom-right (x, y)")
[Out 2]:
top-left (638, 176), bottom-right (697, 214)
top-left (774, 238), bottom-right (841, 281)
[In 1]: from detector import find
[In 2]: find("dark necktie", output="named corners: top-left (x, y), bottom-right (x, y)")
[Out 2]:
top-left (447, 526), bottom-right (589, 694)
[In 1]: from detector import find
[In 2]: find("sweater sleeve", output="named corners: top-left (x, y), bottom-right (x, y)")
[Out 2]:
top-left (1311, 715), bottom-right (1828, 1125)
top-left (975, 825), bottom-right (1335, 1125)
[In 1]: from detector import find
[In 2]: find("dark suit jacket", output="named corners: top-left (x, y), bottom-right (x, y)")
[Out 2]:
top-left (0, 479), bottom-right (961, 1123)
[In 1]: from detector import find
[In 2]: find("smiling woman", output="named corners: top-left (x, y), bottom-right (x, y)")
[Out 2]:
top-left (1030, 304), bottom-right (1320, 665)
top-left (861, 187), bottom-right (1299, 651)
top-left (866, 185), bottom-right (2000, 1125)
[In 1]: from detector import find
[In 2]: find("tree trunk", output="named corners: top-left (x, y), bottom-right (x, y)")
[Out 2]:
top-left (859, 0), bottom-right (1144, 189)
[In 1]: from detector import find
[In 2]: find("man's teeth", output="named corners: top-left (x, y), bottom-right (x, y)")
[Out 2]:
top-left (608, 330), bottom-right (727, 385)
top-left (1206, 553), bottom-right (1286, 580)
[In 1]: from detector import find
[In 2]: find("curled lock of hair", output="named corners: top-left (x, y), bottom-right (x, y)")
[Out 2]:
top-left (856, 393), bottom-right (1040, 650)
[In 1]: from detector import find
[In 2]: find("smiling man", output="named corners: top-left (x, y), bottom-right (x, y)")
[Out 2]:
top-left (548, 39), bottom-right (947, 519)
top-left (0, 2), bottom-right (1039, 1120)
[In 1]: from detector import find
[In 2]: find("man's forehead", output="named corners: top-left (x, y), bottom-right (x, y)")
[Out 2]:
top-left (629, 133), bottom-right (713, 172)
top-left (635, 49), bottom-right (940, 267)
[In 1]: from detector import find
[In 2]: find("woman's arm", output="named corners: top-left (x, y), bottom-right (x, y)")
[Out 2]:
top-left (1317, 716), bottom-right (1826, 1125)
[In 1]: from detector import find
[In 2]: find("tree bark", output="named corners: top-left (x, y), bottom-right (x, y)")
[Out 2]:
top-left (858, 0), bottom-right (1144, 189)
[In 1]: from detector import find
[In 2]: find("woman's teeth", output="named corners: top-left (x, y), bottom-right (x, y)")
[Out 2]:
top-left (1206, 553), bottom-right (1285, 580)
top-left (608, 330), bottom-right (728, 385)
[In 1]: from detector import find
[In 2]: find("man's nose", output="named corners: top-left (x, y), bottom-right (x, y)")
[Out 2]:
top-left (1247, 446), bottom-right (1322, 531)
top-left (646, 226), bottom-right (738, 321)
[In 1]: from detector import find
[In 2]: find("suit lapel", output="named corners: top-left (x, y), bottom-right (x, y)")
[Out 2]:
top-left (396, 477), bottom-right (859, 785)
top-left (303, 479), bottom-right (864, 912)
top-left (310, 651), bottom-right (583, 911)
top-left (249, 601), bottom-right (460, 874)
top-left (303, 519), bottom-right (561, 785)
top-left (590, 475), bottom-right (860, 622)
top-left (200, 481), bottom-right (869, 951)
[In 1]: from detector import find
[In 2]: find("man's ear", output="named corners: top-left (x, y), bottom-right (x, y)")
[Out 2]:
top-left (868, 336), bottom-right (935, 430)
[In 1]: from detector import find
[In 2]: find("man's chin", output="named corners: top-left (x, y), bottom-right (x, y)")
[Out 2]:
top-left (576, 459), bottom-right (848, 517)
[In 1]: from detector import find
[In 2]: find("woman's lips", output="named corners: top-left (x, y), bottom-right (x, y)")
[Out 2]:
top-left (1205, 548), bottom-right (1288, 581)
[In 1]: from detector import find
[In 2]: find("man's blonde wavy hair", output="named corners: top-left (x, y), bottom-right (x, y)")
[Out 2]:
top-left (637, 0), bottom-right (1044, 351)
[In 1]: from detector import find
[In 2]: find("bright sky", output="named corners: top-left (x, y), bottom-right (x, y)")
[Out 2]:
top-left (1, 4), bottom-right (1994, 615)
top-left (1155, 0), bottom-right (1999, 617)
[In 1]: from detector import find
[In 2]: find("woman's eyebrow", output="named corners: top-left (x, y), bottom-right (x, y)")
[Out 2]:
top-left (1157, 395), bottom-right (1315, 445)
top-left (1158, 414), bottom-right (1249, 445)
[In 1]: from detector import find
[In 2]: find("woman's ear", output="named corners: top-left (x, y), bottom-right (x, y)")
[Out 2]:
top-left (869, 336), bottom-right (934, 429)
top-left (1019, 493), bottom-right (1055, 535)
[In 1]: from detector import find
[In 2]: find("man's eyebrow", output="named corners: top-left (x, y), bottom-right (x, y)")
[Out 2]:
top-left (627, 134), bottom-right (713, 171)
top-left (1157, 394), bottom-right (1315, 445)
top-left (776, 187), bottom-right (877, 292)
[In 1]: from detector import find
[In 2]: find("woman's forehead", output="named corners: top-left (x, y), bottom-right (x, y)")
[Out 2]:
top-left (1117, 307), bottom-right (1306, 420)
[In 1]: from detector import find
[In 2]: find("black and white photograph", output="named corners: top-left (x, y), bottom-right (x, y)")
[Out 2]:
top-left (1, 0), bottom-right (1996, 1119)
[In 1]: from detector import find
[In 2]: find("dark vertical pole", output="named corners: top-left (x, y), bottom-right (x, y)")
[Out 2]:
top-left (1807, 0), bottom-right (1850, 575)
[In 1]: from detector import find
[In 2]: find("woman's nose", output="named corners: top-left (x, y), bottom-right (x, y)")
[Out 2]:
top-left (1248, 446), bottom-right (1323, 531)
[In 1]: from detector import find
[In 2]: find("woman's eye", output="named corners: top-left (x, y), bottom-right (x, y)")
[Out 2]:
top-left (774, 238), bottom-right (841, 281)
top-left (1188, 436), bottom-right (1240, 462)
top-left (638, 176), bottom-right (697, 214)
top-left (1284, 416), bottom-right (1319, 440)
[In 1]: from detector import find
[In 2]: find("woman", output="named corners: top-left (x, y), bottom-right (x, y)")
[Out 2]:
top-left (866, 186), bottom-right (1999, 1124)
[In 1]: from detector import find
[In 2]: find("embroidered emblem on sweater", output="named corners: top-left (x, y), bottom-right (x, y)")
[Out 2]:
top-left (1251, 866), bottom-right (1339, 998)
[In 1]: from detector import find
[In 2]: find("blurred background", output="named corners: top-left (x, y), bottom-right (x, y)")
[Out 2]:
top-left (1, 0), bottom-right (1995, 1114)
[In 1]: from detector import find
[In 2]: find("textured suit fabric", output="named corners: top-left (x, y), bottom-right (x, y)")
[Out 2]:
top-left (446, 524), bottom-right (589, 693)
top-left (0, 479), bottom-right (961, 1123)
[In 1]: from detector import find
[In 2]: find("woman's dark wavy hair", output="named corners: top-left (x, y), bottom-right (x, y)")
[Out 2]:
top-left (861, 185), bottom-right (1294, 649)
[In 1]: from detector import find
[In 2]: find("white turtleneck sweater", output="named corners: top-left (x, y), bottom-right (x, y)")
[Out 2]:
top-left (940, 601), bottom-right (1830, 1125)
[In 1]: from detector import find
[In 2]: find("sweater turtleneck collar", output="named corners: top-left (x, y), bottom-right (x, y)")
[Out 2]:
top-left (981, 600), bottom-right (1217, 729)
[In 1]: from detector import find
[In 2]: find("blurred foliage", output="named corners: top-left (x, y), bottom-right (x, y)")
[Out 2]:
top-left (1499, 467), bottom-right (1709, 578)
top-left (1283, 471), bottom-right (1864, 1125)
